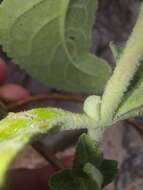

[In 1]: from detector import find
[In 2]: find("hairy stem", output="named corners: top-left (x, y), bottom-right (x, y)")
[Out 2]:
top-left (100, 4), bottom-right (143, 124)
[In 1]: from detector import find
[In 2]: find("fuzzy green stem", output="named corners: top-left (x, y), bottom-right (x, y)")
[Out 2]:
top-left (100, 4), bottom-right (143, 124)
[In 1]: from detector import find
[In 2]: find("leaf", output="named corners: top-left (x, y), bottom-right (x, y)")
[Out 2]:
top-left (73, 134), bottom-right (103, 173)
top-left (83, 163), bottom-right (103, 190)
top-left (114, 62), bottom-right (143, 121)
top-left (50, 134), bottom-right (118, 190)
top-left (100, 159), bottom-right (118, 187)
top-left (50, 167), bottom-right (103, 190)
top-left (50, 169), bottom-right (78, 190)
top-left (109, 42), bottom-right (123, 62)
top-left (0, 0), bottom-right (111, 93)
top-left (73, 134), bottom-right (118, 187)
top-left (0, 108), bottom-right (64, 185)
top-left (0, 108), bottom-right (95, 186)
top-left (83, 95), bottom-right (101, 121)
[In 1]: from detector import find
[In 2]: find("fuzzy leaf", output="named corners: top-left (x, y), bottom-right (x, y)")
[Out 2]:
top-left (50, 170), bottom-right (80, 190)
top-left (0, 0), bottom-right (111, 93)
top-left (0, 108), bottom-right (95, 186)
top-left (50, 134), bottom-right (118, 190)
top-left (73, 134), bottom-right (103, 173)
top-left (114, 62), bottom-right (143, 121)
top-left (74, 134), bottom-right (118, 187)
top-left (0, 108), bottom-right (64, 185)
top-left (50, 167), bottom-right (103, 190)
top-left (83, 95), bottom-right (101, 121)
top-left (83, 163), bottom-right (103, 189)
top-left (100, 159), bottom-right (118, 187)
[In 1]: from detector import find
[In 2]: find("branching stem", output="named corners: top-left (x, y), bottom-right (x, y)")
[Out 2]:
top-left (100, 4), bottom-right (143, 125)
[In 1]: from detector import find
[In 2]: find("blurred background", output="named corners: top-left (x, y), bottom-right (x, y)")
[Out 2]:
top-left (1, 0), bottom-right (143, 190)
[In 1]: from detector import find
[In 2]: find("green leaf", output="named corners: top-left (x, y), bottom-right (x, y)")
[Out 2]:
top-left (0, 108), bottom-right (95, 186)
top-left (50, 167), bottom-right (103, 190)
top-left (50, 134), bottom-right (118, 190)
top-left (109, 42), bottom-right (123, 62)
top-left (73, 134), bottom-right (118, 187)
top-left (100, 159), bottom-right (118, 187)
top-left (73, 134), bottom-right (103, 173)
top-left (50, 169), bottom-right (78, 190)
top-left (0, 0), bottom-right (111, 93)
top-left (0, 108), bottom-right (64, 184)
top-left (114, 62), bottom-right (143, 121)
top-left (83, 95), bottom-right (101, 121)
top-left (83, 163), bottom-right (103, 189)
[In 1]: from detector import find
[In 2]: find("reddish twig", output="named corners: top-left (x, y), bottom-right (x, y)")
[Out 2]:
top-left (127, 119), bottom-right (143, 135)
top-left (32, 142), bottom-right (64, 170)
top-left (7, 93), bottom-right (85, 111)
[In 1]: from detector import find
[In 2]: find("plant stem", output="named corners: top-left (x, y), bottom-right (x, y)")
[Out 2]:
top-left (0, 101), bottom-right (7, 118)
top-left (7, 93), bottom-right (85, 111)
top-left (100, 4), bottom-right (143, 125)
top-left (32, 142), bottom-right (64, 169)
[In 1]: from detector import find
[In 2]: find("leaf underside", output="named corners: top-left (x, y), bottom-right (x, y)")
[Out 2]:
top-left (0, 108), bottom-right (66, 185)
top-left (0, 108), bottom-right (97, 187)
top-left (0, 0), bottom-right (111, 94)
